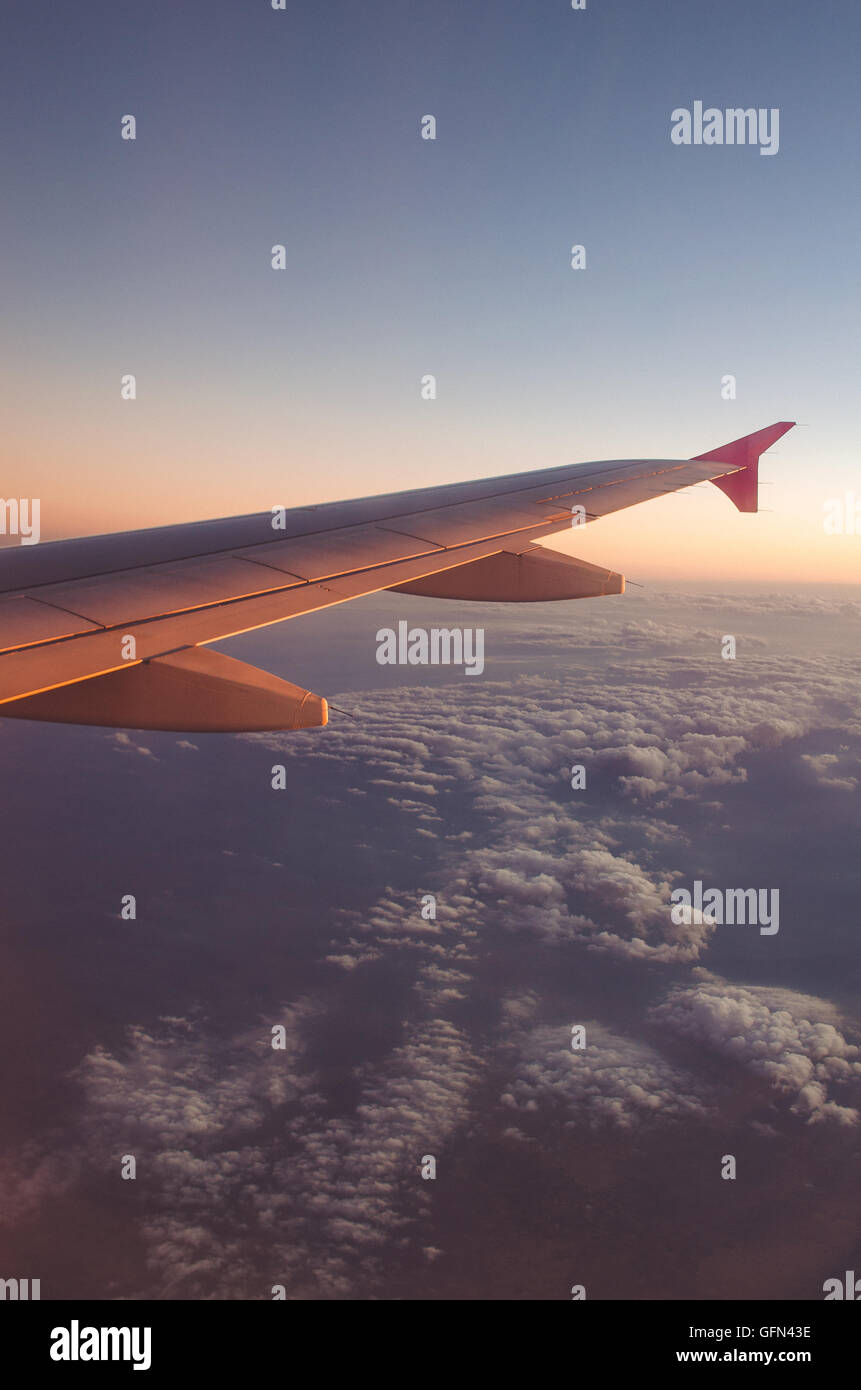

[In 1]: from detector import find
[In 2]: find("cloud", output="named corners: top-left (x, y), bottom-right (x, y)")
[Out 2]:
top-left (243, 606), bottom-right (861, 971)
top-left (10, 590), bottom-right (858, 1297)
top-left (109, 731), bottom-right (157, 759)
top-left (54, 988), bottom-right (483, 1298)
top-left (650, 973), bottom-right (861, 1126)
top-left (500, 1022), bottom-right (709, 1130)
top-left (800, 752), bottom-right (858, 792)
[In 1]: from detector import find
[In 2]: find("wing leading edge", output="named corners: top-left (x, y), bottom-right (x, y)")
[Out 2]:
top-left (0, 422), bottom-right (794, 730)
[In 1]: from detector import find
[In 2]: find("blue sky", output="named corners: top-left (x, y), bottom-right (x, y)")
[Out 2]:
top-left (2, 0), bottom-right (858, 577)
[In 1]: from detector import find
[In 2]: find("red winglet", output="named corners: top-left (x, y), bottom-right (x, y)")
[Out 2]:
top-left (693, 421), bottom-right (795, 513)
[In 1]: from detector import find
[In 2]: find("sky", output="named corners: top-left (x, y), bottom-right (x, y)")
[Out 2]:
top-left (2, 0), bottom-right (860, 580)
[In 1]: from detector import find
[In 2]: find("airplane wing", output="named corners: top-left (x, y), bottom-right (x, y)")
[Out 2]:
top-left (0, 421), bottom-right (794, 732)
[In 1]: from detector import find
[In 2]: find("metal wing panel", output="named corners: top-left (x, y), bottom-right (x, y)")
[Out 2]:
top-left (0, 596), bottom-right (102, 651)
top-left (232, 524), bottom-right (444, 582)
top-left (0, 457), bottom-right (692, 596)
top-left (0, 535), bottom-right (507, 704)
top-left (379, 495), bottom-right (574, 546)
top-left (0, 461), bottom-right (684, 654)
top-left (16, 555), bottom-right (303, 629)
top-left (0, 463), bottom-right (720, 690)
top-left (532, 460), bottom-right (721, 517)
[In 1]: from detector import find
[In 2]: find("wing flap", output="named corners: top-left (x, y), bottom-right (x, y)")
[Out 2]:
top-left (0, 595), bottom-right (102, 651)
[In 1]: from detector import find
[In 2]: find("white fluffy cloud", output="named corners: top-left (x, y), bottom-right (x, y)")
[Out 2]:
top-left (61, 1002), bottom-right (483, 1298)
top-left (501, 1022), bottom-right (709, 1130)
top-left (9, 594), bottom-right (858, 1297)
top-left (651, 973), bottom-right (861, 1126)
top-left (800, 752), bottom-right (858, 792)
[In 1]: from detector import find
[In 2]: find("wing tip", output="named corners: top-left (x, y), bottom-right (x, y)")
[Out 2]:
top-left (695, 420), bottom-right (795, 513)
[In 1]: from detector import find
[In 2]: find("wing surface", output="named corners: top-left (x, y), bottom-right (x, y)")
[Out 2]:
top-left (0, 422), bottom-right (794, 728)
